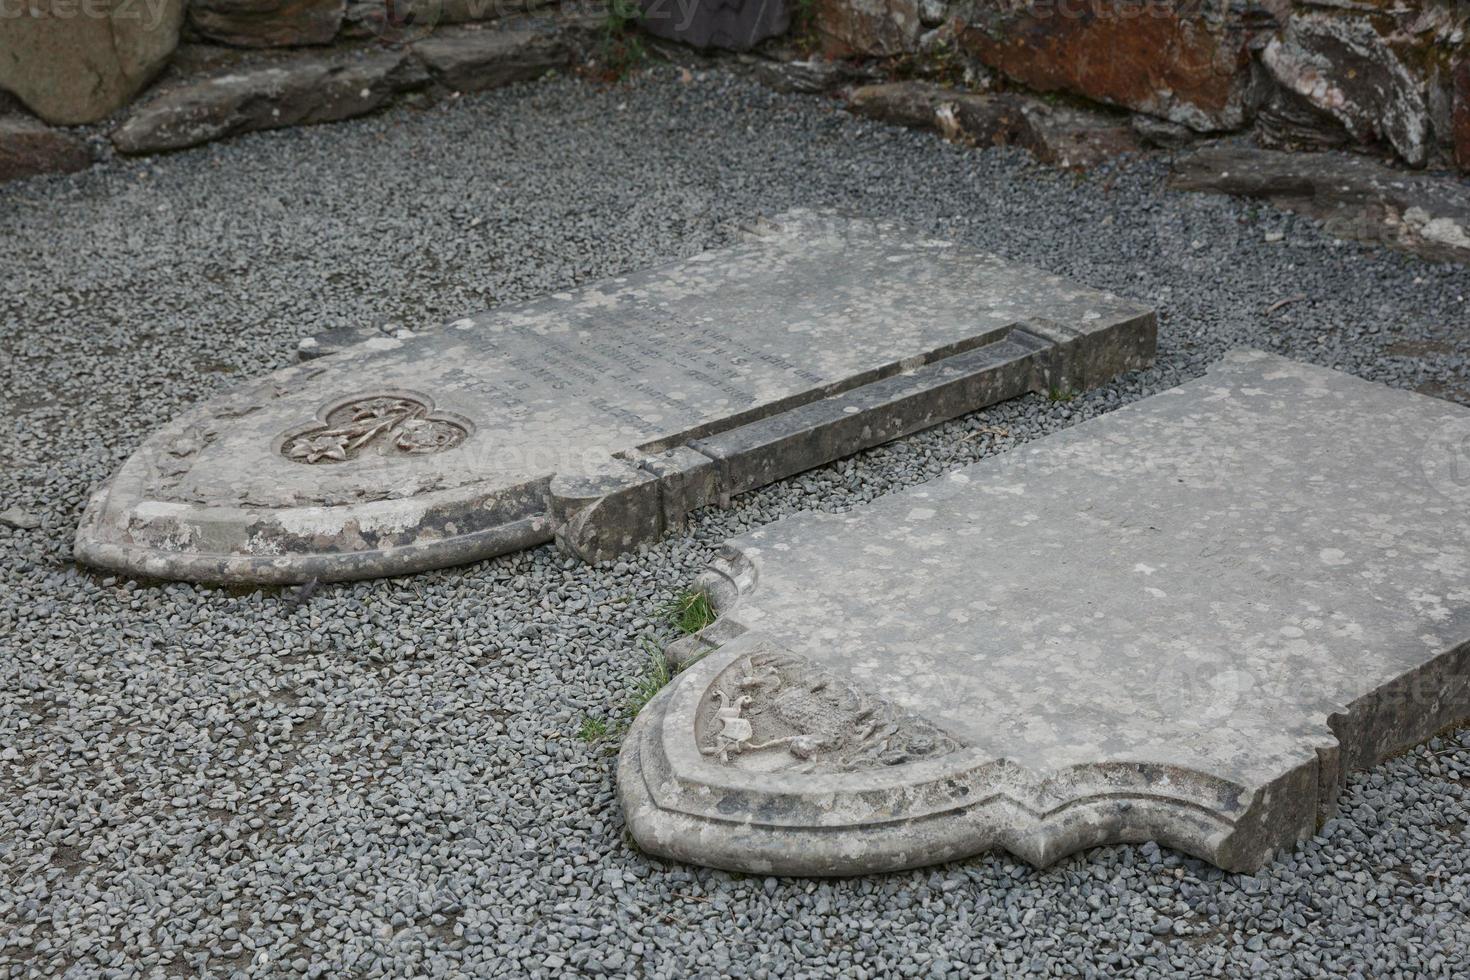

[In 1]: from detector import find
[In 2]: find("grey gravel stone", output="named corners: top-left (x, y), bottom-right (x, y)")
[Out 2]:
top-left (1, 65), bottom-right (1468, 979)
top-left (0, 507), bottom-right (40, 530)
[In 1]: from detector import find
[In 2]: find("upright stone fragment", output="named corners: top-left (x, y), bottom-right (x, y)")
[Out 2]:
top-left (0, 115), bottom-right (93, 183)
top-left (620, 351), bottom-right (1470, 876)
top-left (74, 211), bottom-right (1154, 584)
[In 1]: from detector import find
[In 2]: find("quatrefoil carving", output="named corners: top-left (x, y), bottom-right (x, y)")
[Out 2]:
top-left (279, 392), bottom-right (470, 464)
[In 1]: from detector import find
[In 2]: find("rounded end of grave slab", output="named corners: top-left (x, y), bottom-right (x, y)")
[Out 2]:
top-left (617, 638), bottom-right (1256, 877)
top-left (72, 518), bottom-right (556, 585)
top-left (70, 380), bottom-right (563, 584)
top-left (73, 481), bottom-right (559, 585)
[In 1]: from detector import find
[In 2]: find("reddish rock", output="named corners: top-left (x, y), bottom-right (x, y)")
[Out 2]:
top-left (0, 115), bottom-right (92, 183)
top-left (958, 1), bottom-right (1256, 133)
top-left (1455, 57), bottom-right (1470, 172)
top-left (815, 0), bottom-right (922, 58)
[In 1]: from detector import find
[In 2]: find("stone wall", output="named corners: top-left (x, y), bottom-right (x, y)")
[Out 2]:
top-left (0, 0), bottom-right (604, 178)
top-left (1, 0), bottom-right (1467, 180)
top-left (818, 0), bottom-right (1469, 172)
top-left (0, 0), bottom-right (569, 127)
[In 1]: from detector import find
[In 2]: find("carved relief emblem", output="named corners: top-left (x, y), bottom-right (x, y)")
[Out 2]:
top-left (280, 393), bottom-right (469, 464)
top-left (698, 653), bottom-right (961, 772)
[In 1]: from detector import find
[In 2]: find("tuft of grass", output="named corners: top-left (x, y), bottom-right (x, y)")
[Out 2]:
top-left (663, 589), bottom-right (716, 636)
top-left (789, 0), bottom-right (820, 55)
top-left (578, 716), bottom-right (611, 743)
top-left (1048, 386), bottom-right (1077, 403)
top-left (577, 633), bottom-right (715, 748)
top-left (627, 639), bottom-right (674, 719)
top-left (596, 0), bottom-right (648, 82)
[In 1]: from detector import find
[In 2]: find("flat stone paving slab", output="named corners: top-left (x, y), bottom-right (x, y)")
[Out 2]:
top-left (74, 210), bottom-right (1154, 584)
top-left (620, 351), bottom-right (1470, 876)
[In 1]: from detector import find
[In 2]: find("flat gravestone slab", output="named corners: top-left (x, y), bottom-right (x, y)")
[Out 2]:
top-left (620, 351), bottom-right (1470, 875)
top-left (74, 211), bottom-right (1154, 583)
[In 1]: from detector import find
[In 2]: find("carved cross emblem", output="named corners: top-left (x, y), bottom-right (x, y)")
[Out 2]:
top-left (281, 393), bottom-right (469, 464)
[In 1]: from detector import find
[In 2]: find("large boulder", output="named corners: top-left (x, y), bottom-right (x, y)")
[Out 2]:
top-left (958, 0), bottom-right (1262, 133)
top-left (0, 114), bottom-right (93, 183)
top-left (1260, 12), bottom-right (1431, 167)
top-left (189, 0), bottom-right (347, 47)
top-left (0, 0), bottom-right (186, 125)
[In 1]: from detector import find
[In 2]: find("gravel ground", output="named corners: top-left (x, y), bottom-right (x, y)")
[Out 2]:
top-left (3, 65), bottom-right (1470, 979)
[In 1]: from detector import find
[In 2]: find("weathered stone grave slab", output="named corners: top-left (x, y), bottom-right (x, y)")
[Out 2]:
top-left (74, 211), bottom-right (1154, 584)
top-left (620, 351), bottom-right (1470, 875)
